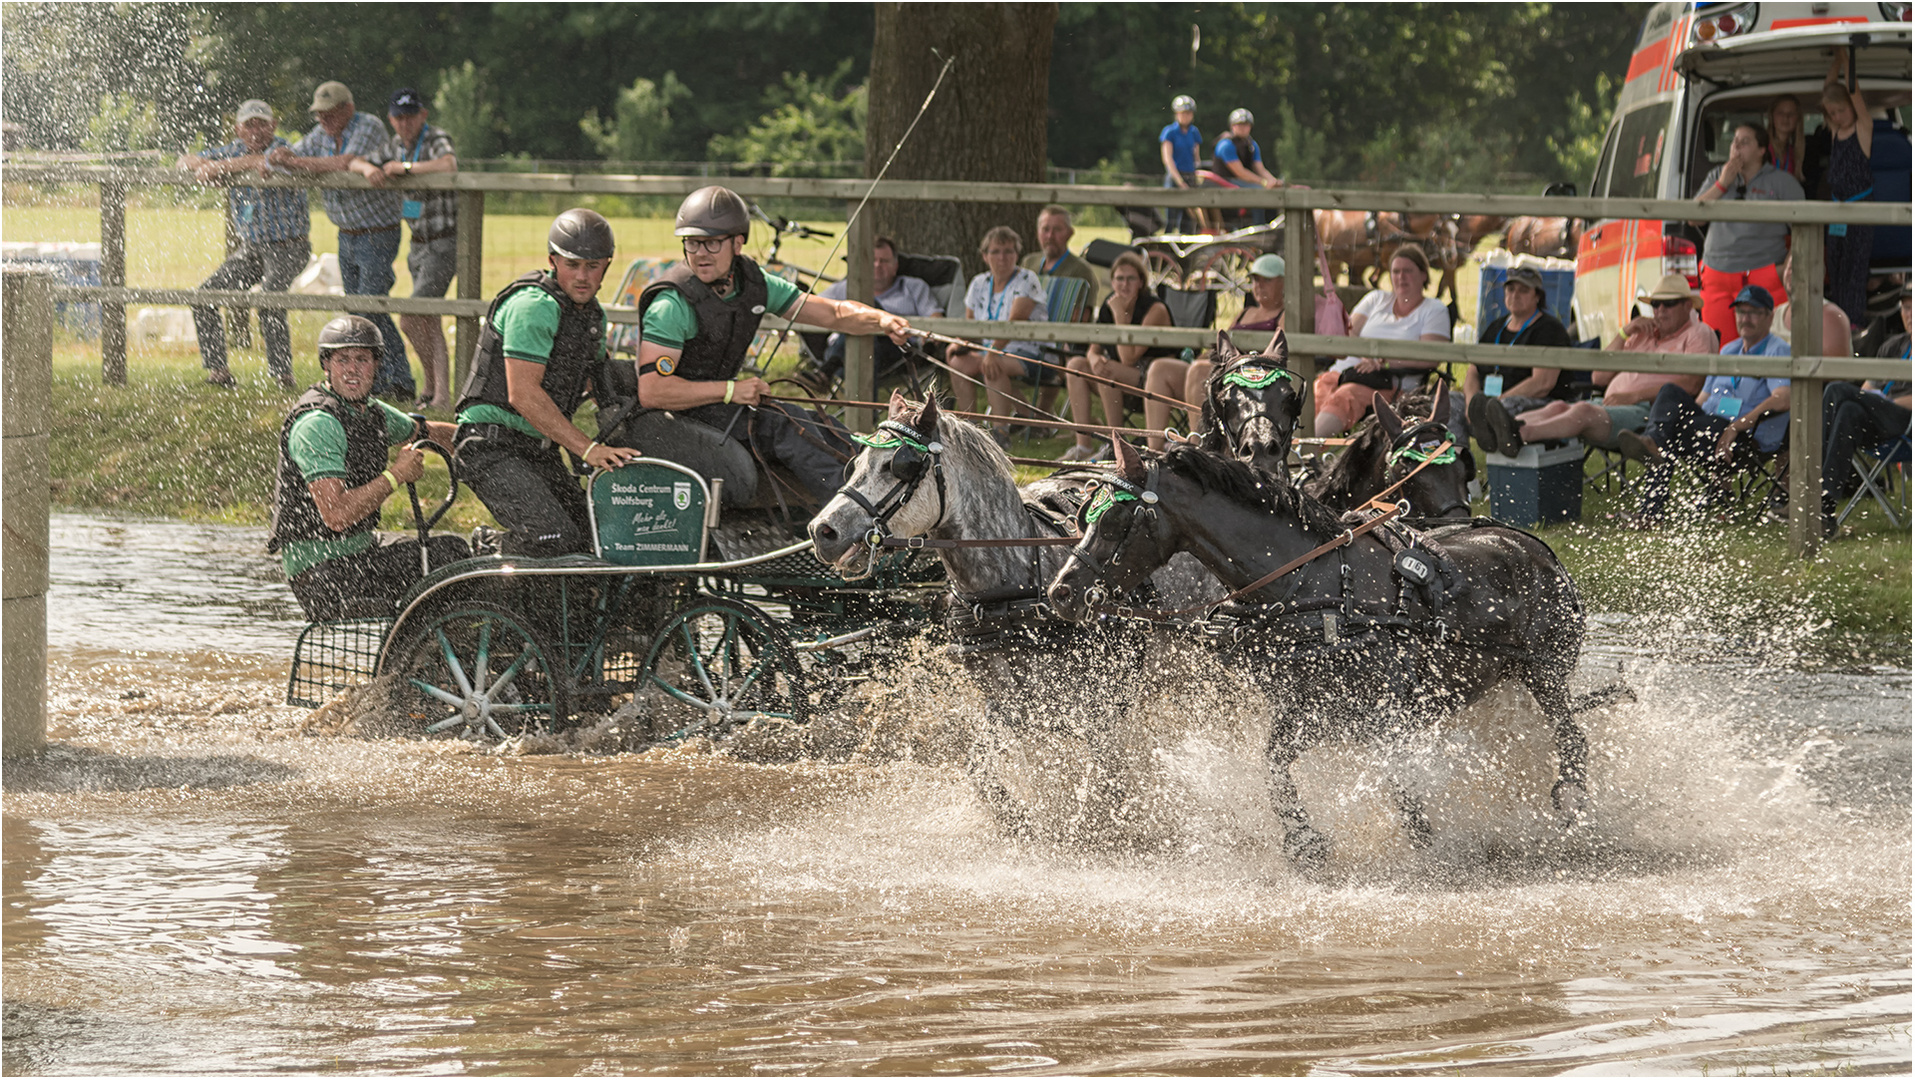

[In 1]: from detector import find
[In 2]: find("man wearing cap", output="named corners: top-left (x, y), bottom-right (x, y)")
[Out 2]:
top-left (1158, 96), bottom-right (1202, 234)
top-left (1463, 265), bottom-right (1576, 454)
top-left (272, 315), bottom-right (466, 620)
top-left (178, 99), bottom-right (311, 390)
top-left (1478, 273), bottom-right (1714, 456)
top-left (453, 208), bottom-right (641, 558)
top-left (380, 88), bottom-right (459, 411)
top-left (1617, 284), bottom-right (1791, 523)
top-left (631, 185), bottom-right (913, 508)
top-left (270, 80), bottom-right (413, 401)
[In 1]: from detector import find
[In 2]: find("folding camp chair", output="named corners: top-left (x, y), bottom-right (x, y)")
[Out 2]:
top-left (1838, 420), bottom-right (1913, 528)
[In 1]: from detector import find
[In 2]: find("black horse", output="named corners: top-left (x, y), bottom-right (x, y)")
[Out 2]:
top-left (1301, 383), bottom-right (1474, 519)
top-left (1045, 437), bottom-right (1589, 865)
top-left (1196, 329), bottom-right (1304, 469)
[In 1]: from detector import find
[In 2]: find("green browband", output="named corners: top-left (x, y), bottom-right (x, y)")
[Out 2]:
top-left (1222, 365), bottom-right (1297, 391)
top-left (1388, 441), bottom-right (1459, 467)
top-left (853, 430), bottom-right (929, 453)
top-left (1082, 483), bottom-right (1140, 526)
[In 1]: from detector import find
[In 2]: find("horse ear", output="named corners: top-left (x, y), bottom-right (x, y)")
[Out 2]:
top-left (888, 389), bottom-right (909, 419)
top-left (1373, 393), bottom-right (1404, 442)
top-left (1268, 328), bottom-right (1290, 369)
top-left (1215, 330), bottom-right (1238, 363)
top-left (918, 391), bottom-right (941, 433)
top-left (1429, 380), bottom-right (1450, 426)
top-left (1111, 431), bottom-right (1146, 484)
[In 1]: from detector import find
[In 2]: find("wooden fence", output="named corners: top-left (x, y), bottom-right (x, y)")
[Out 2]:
top-left (4, 162), bottom-right (1908, 556)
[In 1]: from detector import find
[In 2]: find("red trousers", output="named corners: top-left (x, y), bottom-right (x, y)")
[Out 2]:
top-left (1699, 262), bottom-right (1788, 346)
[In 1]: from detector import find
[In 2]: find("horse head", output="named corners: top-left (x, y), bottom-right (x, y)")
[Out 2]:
top-left (809, 389), bottom-right (951, 578)
top-left (1200, 328), bottom-right (1302, 476)
top-left (1375, 382), bottom-right (1471, 519)
top-left (1047, 436), bottom-right (1179, 622)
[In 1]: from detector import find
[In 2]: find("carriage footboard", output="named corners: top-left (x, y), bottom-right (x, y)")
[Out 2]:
top-left (287, 618), bottom-right (393, 708)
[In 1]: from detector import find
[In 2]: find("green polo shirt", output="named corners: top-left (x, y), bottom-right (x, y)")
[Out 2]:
top-left (640, 272), bottom-right (806, 351)
top-left (281, 391), bottom-right (416, 578)
top-left (457, 280), bottom-right (611, 436)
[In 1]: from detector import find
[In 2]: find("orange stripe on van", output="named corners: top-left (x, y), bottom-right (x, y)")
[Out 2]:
top-left (1772, 16), bottom-right (1868, 28)
top-left (1659, 16), bottom-right (1691, 92)
top-left (1626, 35), bottom-right (1672, 83)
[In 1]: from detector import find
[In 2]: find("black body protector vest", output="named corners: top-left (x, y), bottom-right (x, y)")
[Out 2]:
top-left (268, 386), bottom-right (397, 554)
top-left (636, 257), bottom-right (771, 384)
top-left (1213, 133), bottom-right (1257, 178)
top-left (456, 270), bottom-right (605, 421)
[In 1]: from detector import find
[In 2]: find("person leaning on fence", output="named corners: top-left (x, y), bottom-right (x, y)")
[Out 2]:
top-left (1819, 286), bottom-right (1911, 536)
top-left (946, 225), bottom-right (1051, 447)
top-left (269, 80), bottom-right (414, 401)
top-left (271, 315), bottom-right (467, 621)
top-left (800, 235), bottom-right (943, 389)
top-left (177, 99), bottom-right (311, 391)
top-left (1692, 121), bottom-right (1802, 347)
top-left (631, 186), bottom-right (913, 508)
top-left (1463, 265), bottom-right (1576, 454)
top-left (1616, 284), bottom-right (1792, 526)
top-left (1158, 95), bottom-right (1203, 234)
top-left (1314, 243), bottom-right (1447, 438)
top-left (453, 209), bottom-right (641, 558)
top-left (380, 87), bottom-right (459, 412)
top-left (1061, 251), bottom-right (1174, 461)
top-left (1481, 273), bottom-right (1712, 457)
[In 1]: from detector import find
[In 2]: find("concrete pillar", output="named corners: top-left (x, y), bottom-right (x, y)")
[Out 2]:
top-left (3, 267), bottom-right (54, 757)
top-left (844, 202), bottom-right (875, 432)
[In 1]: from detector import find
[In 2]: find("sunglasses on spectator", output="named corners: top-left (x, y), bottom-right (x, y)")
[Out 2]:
top-left (681, 237), bottom-right (730, 254)
top-left (1649, 298), bottom-right (1689, 309)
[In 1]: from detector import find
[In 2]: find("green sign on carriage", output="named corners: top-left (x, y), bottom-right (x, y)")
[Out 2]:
top-left (588, 459), bottom-right (711, 566)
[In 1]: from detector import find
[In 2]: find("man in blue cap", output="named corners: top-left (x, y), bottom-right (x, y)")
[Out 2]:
top-left (381, 87), bottom-right (459, 410)
top-left (1617, 284), bottom-right (1792, 524)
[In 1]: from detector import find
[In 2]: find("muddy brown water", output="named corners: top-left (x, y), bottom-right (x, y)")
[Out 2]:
top-left (4, 513), bottom-right (1908, 1075)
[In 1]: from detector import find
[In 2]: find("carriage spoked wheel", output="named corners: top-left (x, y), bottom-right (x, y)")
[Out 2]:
top-left (639, 597), bottom-right (807, 742)
top-left (393, 602), bottom-right (570, 741)
top-left (1187, 244), bottom-right (1261, 292)
top-left (1141, 248), bottom-right (1185, 291)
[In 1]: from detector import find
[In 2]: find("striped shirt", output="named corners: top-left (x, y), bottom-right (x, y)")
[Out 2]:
top-left (290, 111), bottom-right (402, 230)
top-left (199, 137), bottom-right (310, 244)
top-left (385, 124), bottom-right (457, 240)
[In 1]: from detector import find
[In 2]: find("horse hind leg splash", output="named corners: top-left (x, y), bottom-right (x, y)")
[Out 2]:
top-left (1265, 715), bottom-right (1331, 867)
top-left (1527, 664), bottom-right (1591, 828)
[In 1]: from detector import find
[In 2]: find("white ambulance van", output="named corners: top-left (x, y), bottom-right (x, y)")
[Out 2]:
top-left (1573, 1), bottom-right (1911, 343)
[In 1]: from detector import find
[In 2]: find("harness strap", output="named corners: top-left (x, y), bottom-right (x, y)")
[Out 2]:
top-left (911, 330), bottom-right (1198, 414)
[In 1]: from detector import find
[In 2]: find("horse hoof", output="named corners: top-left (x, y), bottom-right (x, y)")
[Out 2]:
top-left (1551, 780), bottom-right (1591, 827)
top-left (1283, 825), bottom-right (1331, 867)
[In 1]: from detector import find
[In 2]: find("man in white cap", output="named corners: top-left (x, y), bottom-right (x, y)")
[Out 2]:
top-left (270, 80), bottom-right (413, 401)
top-left (177, 99), bottom-right (311, 389)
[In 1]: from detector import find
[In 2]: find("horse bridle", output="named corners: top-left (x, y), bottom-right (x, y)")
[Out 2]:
top-left (1383, 424), bottom-right (1469, 518)
top-left (1209, 360), bottom-right (1300, 455)
top-left (1068, 465), bottom-right (1161, 609)
top-left (840, 417), bottom-right (947, 554)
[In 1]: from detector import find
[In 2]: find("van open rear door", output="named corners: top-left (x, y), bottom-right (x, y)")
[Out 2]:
top-left (1674, 24), bottom-right (1912, 85)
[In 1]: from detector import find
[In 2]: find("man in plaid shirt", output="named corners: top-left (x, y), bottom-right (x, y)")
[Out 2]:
top-left (271, 81), bottom-right (414, 400)
top-left (178, 99), bottom-right (311, 389)
top-left (381, 88), bottom-right (459, 410)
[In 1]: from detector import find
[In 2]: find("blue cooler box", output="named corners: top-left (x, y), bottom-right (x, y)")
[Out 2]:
top-left (1486, 441), bottom-right (1584, 525)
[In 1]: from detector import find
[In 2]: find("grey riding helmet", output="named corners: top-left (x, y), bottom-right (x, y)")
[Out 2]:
top-left (1171, 94), bottom-right (1196, 113)
top-left (315, 314), bottom-right (384, 365)
top-left (1229, 108), bottom-right (1254, 125)
top-left (673, 186), bottom-right (752, 238)
top-left (548, 208), bottom-right (616, 260)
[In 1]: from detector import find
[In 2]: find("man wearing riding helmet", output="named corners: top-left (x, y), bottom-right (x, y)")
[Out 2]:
top-left (453, 207), bottom-right (640, 557)
top-left (272, 315), bottom-right (467, 620)
top-left (1213, 108), bottom-right (1281, 190)
top-left (631, 185), bottom-right (913, 507)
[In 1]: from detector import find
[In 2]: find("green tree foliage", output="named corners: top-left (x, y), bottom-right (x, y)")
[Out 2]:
top-left (1, 2), bottom-right (213, 150)
top-left (81, 94), bottom-right (163, 155)
top-left (581, 73), bottom-right (692, 163)
top-left (708, 62), bottom-right (866, 175)
top-left (432, 60), bottom-right (504, 161)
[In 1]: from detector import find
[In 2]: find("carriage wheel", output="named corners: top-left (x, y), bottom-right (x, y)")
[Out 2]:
top-left (392, 603), bottom-right (570, 740)
top-left (1142, 249), bottom-right (1185, 291)
top-left (1189, 244), bottom-right (1260, 293)
top-left (639, 597), bottom-right (806, 742)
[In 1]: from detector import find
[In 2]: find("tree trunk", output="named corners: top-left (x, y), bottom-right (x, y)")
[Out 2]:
top-left (866, 3), bottom-right (1055, 281)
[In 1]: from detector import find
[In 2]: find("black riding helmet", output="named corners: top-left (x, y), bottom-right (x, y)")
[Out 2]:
top-left (548, 208), bottom-right (616, 261)
top-left (674, 185), bottom-right (751, 238)
top-left (315, 314), bottom-right (384, 365)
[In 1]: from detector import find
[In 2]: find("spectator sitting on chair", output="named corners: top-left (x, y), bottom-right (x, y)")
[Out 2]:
top-left (381, 87), bottom-right (459, 411)
top-left (270, 80), bottom-right (414, 401)
top-left (1143, 253), bottom-right (1284, 448)
top-left (1464, 265), bottom-right (1576, 454)
top-left (1820, 286), bottom-right (1911, 536)
top-left (804, 236), bottom-right (942, 386)
top-left (1480, 272), bottom-right (1712, 456)
top-left (1616, 284), bottom-right (1791, 525)
top-left (946, 225), bottom-right (1050, 447)
top-left (1159, 95), bottom-right (1202, 234)
top-left (1061, 252), bottom-right (1175, 461)
top-left (178, 98), bottom-right (311, 391)
top-left (1313, 243), bottom-right (1447, 438)
top-left (1773, 250), bottom-right (1854, 357)
top-left (1021, 205), bottom-right (1100, 298)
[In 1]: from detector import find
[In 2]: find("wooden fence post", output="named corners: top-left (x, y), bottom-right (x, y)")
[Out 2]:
top-left (99, 178), bottom-right (127, 384)
top-left (1787, 222), bottom-right (1827, 558)
top-left (1283, 199), bottom-right (1316, 433)
top-left (3, 268), bottom-right (54, 757)
top-left (454, 190), bottom-right (485, 391)
top-left (844, 202), bottom-right (874, 433)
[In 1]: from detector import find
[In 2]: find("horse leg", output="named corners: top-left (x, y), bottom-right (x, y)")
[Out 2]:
top-left (1526, 664), bottom-right (1590, 826)
top-left (1265, 712), bottom-right (1330, 866)
top-left (1394, 785), bottom-right (1434, 849)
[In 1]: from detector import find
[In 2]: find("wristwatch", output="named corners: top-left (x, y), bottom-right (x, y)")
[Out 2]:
top-left (403, 161), bottom-right (413, 175)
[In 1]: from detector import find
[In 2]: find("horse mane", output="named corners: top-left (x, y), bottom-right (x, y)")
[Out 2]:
top-left (1157, 443), bottom-right (1345, 538)
top-left (908, 404), bottom-right (1016, 489)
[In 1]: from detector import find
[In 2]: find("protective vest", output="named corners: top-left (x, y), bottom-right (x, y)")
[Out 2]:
top-left (1213, 134), bottom-right (1256, 177)
top-left (456, 270), bottom-right (605, 421)
top-left (636, 257), bottom-right (770, 385)
top-left (268, 386), bottom-right (394, 554)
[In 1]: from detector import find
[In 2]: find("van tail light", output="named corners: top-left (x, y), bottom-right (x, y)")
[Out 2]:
top-left (1692, 3), bottom-right (1760, 43)
top-left (1663, 235), bottom-right (1700, 285)
top-left (1880, 2), bottom-right (1912, 21)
